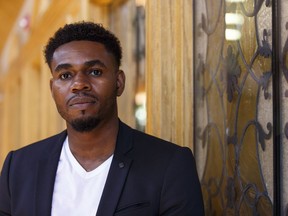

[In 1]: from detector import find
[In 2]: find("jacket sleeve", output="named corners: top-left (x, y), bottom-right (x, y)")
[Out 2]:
top-left (0, 152), bottom-right (13, 216)
top-left (159, 147), bottom-right (204, 216)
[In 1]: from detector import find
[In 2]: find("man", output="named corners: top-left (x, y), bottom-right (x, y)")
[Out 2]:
top-left (0, 21), bottom-right (204, 216)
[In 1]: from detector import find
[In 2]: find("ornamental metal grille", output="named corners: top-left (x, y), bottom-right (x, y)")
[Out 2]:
top-left (193, 0), bottom-right (281, 214)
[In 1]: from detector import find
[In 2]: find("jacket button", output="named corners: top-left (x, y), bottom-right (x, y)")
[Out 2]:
top-left (119, 162), bottom-right (125, 168)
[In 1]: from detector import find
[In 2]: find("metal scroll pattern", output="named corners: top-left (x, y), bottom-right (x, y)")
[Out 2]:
top-left (282, 18), bottom-right (288, 216)
top-left (194, 0), bottom-right (273, 215)
top-left (283, 21), bottom-right (288, 140)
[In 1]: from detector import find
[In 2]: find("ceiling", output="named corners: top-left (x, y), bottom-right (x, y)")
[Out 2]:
top-left (0, 0), bottom-right (24, 53)
top-left (0, 0), bottom-right (128, 55)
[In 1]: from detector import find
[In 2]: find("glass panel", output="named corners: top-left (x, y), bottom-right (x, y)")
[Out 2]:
top-left (134, 2), bottom-right (146, 131)
top-left (193, 0), bottom-right (273, 214)
top-left (280, 0), bottom-right (288, 214)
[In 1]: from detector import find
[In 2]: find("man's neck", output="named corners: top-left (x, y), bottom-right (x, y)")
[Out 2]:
top-left (66, 118), bottom-right (119, 171)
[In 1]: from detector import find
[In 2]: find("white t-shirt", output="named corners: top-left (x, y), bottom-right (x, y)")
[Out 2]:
top-left (51, 137), bottom-right (113, 216)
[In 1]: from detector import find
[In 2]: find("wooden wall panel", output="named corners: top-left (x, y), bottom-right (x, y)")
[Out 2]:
top-left (109, 0), bottom-right (137, 128)
top-left (1, 81), bottom-right (22, 160)
top-left (20, 67), bottom-right (40, 146)
top-left (39, 58), bottom-right (65, 139)
top-left (145, 0), bottom-right (193, 149)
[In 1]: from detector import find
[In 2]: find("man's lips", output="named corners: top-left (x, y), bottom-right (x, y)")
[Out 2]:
top-left (69, 98), bottom-right (95, 106)
top-left (67, 95), bottom-right (97, 107)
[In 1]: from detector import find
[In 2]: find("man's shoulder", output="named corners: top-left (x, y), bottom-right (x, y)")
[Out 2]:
top-left (133, 128), bottom-right (179, 148)
top-left (1, 131), bottom-right (66, 171)
top-left (121, 122), bottom-right (191, 157)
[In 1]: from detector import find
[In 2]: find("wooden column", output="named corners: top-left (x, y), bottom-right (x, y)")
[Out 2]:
top-left (109, 0), bottom-right (137, 128)
top-left (39, 58), bottom-right (65, 139)
top-left (1, 81), bottom-right (21, 161)
top-left (145, 0), bottom-right (194, 149)
top-left (20, 66), bottom-right (40, 146)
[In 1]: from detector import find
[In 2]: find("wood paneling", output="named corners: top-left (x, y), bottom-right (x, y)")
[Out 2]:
top-left (90, 0), bottom-right (113, 4)
top-left (145, 0), bottom-right (193, 149)
top-left (109, 0), bottom-right (137, 128)
top-left (0, 0), bottom-right (24, 52)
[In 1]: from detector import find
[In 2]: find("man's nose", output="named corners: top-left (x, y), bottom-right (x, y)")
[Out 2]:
top-left (71, 73), bottom-right (91, 92)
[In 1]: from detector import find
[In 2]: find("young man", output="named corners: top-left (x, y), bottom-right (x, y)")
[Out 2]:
top-left (0, 21), bottom-right (204, 216)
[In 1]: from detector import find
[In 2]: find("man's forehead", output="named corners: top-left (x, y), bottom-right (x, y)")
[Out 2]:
top-left (54, 41), bottom-right (107, 53)
top-left (51, 41), bottom-right (116, 70)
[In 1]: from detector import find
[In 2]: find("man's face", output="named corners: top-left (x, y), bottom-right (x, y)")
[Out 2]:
top-left (50, 40), bottom-right (125, 132)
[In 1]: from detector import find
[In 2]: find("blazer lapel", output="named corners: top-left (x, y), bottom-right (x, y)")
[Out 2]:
top-left (35, 131), bottom-right (66, 216)
top-left (96, 121), bottom-right (133, 216)
top-left (32, 122), bottom-right (133, 216)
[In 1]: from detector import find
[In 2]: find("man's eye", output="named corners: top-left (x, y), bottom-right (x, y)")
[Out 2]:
top-left (90, 69), bottom-right (102, 76)
top-left (60, 73), bottom-right (71, 80)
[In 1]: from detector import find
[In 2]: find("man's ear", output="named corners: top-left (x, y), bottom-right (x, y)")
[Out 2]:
top-left (50, 78), bottom-right (54, 98)
top-left (116, 70), bottom-right (125, 96)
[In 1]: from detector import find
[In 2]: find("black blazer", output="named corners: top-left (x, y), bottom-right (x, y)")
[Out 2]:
top-left (0, 121), bottom-right (204, 216)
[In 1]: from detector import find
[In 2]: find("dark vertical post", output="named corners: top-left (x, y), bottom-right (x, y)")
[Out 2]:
top-left (272, 0), bottom-right (281, 214)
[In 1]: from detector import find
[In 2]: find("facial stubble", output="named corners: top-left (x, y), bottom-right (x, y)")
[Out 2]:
top-left (70, 111), bottom-right (101, 132)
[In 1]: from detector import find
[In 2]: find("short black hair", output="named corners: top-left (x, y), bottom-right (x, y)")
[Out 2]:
top-left (44, 21), bottom-right (122, 67)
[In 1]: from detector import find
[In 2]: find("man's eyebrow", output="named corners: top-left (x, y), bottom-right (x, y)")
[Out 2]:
top-left (84, 60), bottom-right (107, 68)
top-left (54, 63), bottom-right (72, 72)
top-left (53, 60), bottom-right (107, 72)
